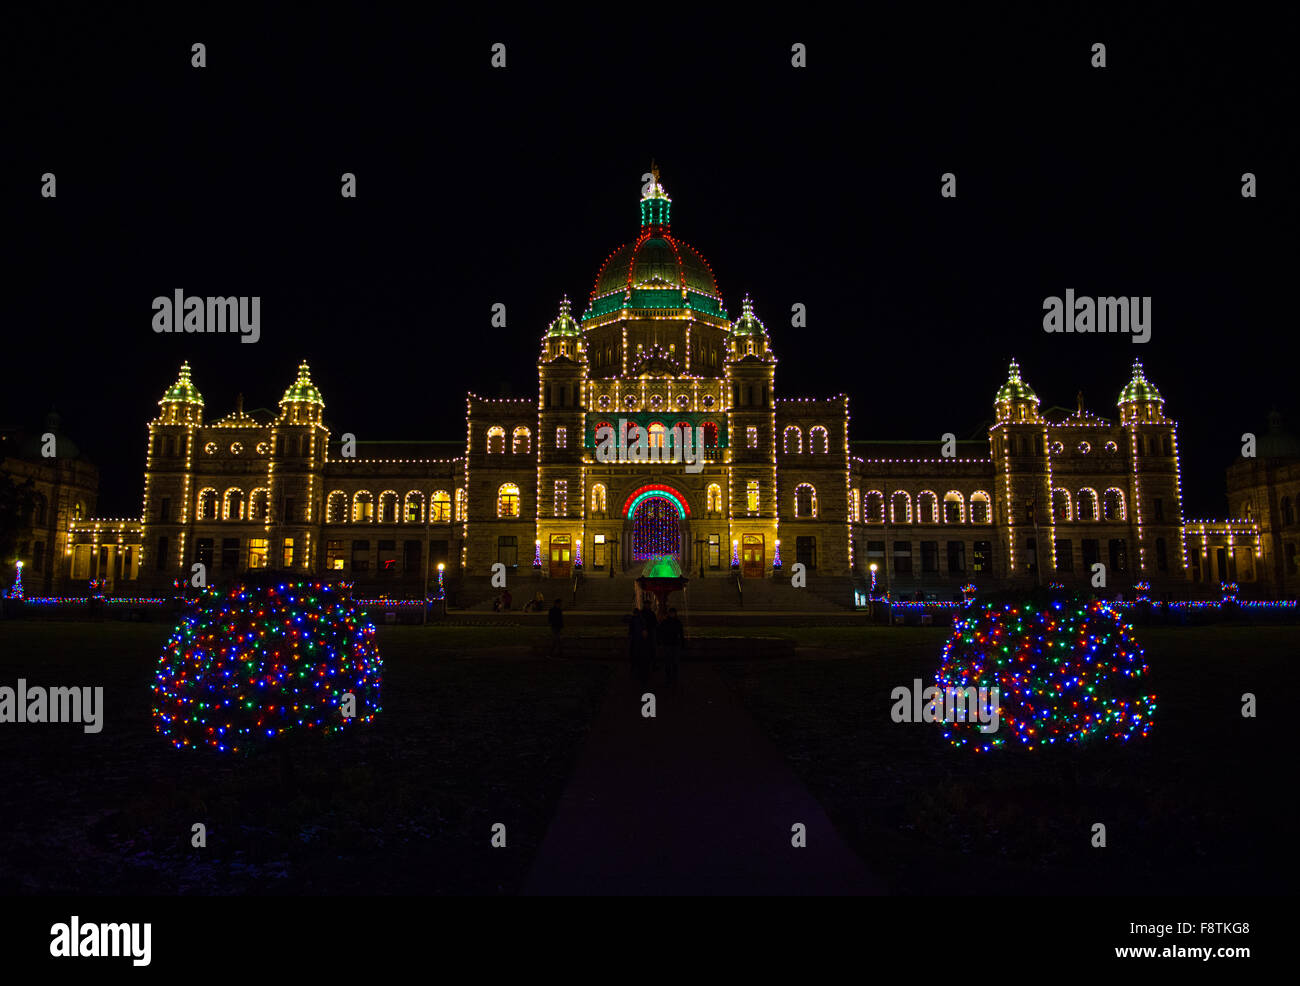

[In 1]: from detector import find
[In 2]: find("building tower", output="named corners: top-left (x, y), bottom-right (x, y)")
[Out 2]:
top-left (271, 361), bottom-right (327, 572)
top-left (991, 359), bottom-right (1052, 581)
top-left (1117, 359), bottom-right (1186, 584)
top-left (144, 361), bottom-right (204, 578)
top-left (537, 297), bottom-right (587, 577)
top-left (726, 294), bottom-right (779, 575)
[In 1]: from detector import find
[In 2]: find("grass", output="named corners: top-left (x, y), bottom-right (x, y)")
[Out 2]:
top-left (0, 622), bottom-right (609, 894)
top-left (716, 625), bottom-right (1298, 894)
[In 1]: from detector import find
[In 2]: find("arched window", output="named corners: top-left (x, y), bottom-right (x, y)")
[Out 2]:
top-left (422, 490), bottom-right (447, 523)
top-left (497, 483), bottom-right (520, 518)
top-left (404, 491), bottom-right (424, 524)
top-left (379, 491), bottom-right (399, 524)
top-left (198, 488), bottom-right (219, 521)
top-left (591, 484), bottom-right (607, 514)
top-left (702, 421), bottom-right (719, 448)
top-left (223, 488), bottom-right (245, 521)
top-left (808, 426), bottom-right (830, 454)
top-left (970, 491), bottom-right (991, 524)
top-left (250, 488), bottom-right (270, 521)
top-left (353, 491), bottom-right (374, 523)
top-left (512, 426), bottom-right (531, 454)
top-left (707, 483), bottom-right (723, 514)
top-left (34, 494), bottom-right (47, 525)
top-left (849, 488), bottom-right (861, 522)
top-left (1103, 488), bottom-right (1126, 521)
top-left (890, 491), bottom-right (912, 524)
top-left (917, 491), bottom-right (937, 524)
top-left (943, 491), bottom-right (965, 524)
top-left (865, 491), bottom-right (885, 523)
top-left (648, 422), bottom-right (668, 453)
top-left (555, 426), bottom-right (567, 449)
top-left (1052, 488), bottom-right (1072, 522)
top-left (454, 488), bottom-right (467, 521)
top-left (1076, 488), bottom-right (1098, 522)
top-left (327, 491), bottom-right (348, 523)
top-left (794, 484), bottom-right (818, 518)
top-left (671, 422), bottom-right (692, 454)
top-left (486, 426), bottom-right (505, 454)
top-left (783, 426), bottom-right (803, 454)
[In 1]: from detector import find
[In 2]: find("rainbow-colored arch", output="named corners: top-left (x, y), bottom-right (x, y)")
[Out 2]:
top-left (622, 484), bottom-right (690, 519)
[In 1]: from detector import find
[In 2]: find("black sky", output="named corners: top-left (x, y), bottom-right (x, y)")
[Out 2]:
top-left (10, 9), bottom-right (1296, 517)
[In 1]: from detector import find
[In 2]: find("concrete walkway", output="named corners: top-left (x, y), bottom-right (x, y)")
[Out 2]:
top-left (523, 662), bottom-right (885, 895)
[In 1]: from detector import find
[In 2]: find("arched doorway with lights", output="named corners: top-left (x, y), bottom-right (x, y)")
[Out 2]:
top-left (621, 484), bottom-right (690, 570)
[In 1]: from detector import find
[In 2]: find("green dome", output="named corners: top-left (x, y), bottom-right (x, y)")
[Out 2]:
top-left (583, 170), bottom-right (726, 322)
top-left (546, 296), bottom-right (580, 337)
top-left (280, 361), bottom-right (324, 406)
top-left (1118, 359), bottom-right (1163, 405)
top-left (160, 361), bottom-right (204, 406)
top-left (732, 294), bottom-right (767, 336)
top-left (994, 359), bottom-right (1038, 405)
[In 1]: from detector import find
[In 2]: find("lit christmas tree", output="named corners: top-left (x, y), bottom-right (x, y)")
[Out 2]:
top-left (6, 561), bottom-right (22, 599)
top-left (936, 591), bottom-right (1156, 752)
top-left (152, 577), bottom-right (382, 754)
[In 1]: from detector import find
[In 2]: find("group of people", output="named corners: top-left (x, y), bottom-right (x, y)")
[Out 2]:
top-left (625, 602), bottom-right (685, 689)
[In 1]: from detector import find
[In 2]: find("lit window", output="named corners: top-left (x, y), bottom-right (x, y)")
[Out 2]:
top-left (554, 480), bottom-right (567, 517)
top-left (430, 490), bottom-right (451, 523)
top-left (498, 483), bottom-right (520, 518)
top-left (747, 426), bottom-right (758, 448)
top-left (809, 426), bottom-right (829, 454)
top-left (783, 426), bottom-right (802, 454)
top-left (591, 484), bottom-right (607, 513)
top-left (555, 427), bottom-right (567, 449)
top-left (281, 538), bottom-right (295, 568)
top-left (746, 480), bottom-right (760, 514)
top-left (486, 426), bottom-right (505, 454)
top-left (247, 538), bottom-right (269, 569)
top-left (794, 484), bottom-right (817, 518)
top-left (707, 484), bottom-right (723, 514)
top-left (455, 489), bottom-right (467, 521)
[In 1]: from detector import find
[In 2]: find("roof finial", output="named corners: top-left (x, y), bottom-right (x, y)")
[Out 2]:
top-left (651, 158), bottom-right (660, 184)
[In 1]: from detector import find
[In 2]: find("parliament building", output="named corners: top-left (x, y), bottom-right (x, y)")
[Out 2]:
top-left (18, 172), bottom-right (1298, 603)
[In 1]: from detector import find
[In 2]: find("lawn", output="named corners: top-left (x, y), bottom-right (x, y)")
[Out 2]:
top-left (0, 622), bottom-right (609, 894)
top-left (717, 625), bottom-right (1298, 894)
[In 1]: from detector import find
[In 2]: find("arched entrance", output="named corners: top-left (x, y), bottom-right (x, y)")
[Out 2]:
top-left (623, 485), bottom-right (690, 562)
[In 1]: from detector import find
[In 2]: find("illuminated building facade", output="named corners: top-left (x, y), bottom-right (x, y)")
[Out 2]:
top-left (33, 173), bottom-right (1295, 602)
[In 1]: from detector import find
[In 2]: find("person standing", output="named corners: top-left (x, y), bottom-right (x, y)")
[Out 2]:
top-left (547, 598), bottom-right (564, 658)
top-left (658, 606), bottom-right (684, 690)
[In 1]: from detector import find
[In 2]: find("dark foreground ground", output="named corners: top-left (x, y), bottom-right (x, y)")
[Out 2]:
top-left (0, 621), bottom-right (1293, 894)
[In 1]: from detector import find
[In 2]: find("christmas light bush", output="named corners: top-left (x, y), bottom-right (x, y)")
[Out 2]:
top-left (152, 574), bottom-right (382, 757)
top-left (936, 588), bottom-right (1156, 753)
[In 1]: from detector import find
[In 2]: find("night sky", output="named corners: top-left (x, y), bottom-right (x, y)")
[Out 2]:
top-left (10, 10), bottom-right (1294, 518)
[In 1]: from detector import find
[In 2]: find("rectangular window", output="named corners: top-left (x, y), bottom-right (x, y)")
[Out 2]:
top-left (746, 480), bottom-right (759, 514)
top-left (1055, 539), bottom-right (1073, 571)
top-left (159, 497), bottom-right (171, 522)
top-left (946, 540), bottom-right (965, 574)
top-left (497, 535), bottom-right (518, 568)
top-left (283, 498), bottom-right (296, 523)
top-left (1109, 538), bottom-right (1127, 574)
top-left (555, 427), bottom-right (567, 449)
top-left (403, 539), bottom-right (421, 573)
top-left (921, 541), bottom-right (939, 573)
top-left (378, 539), bottom-right (398, 574)
top-left (219, 541), bottom-right (240, 572)
top-left (326, 540), bottom-right (345, 570)
top-left (796, 536), bottom-right (816, 570)
top-left (350, 539), bottom-right (369, 571)
top-left (554, 479), bottom-right (567, 518)
top-left (747, 426), bottom-right (758, 448)
top-left (281, 537), bottom-right (295, 569)
top-left (155, 536), bottom-right (169, 572)
top-left (708, 534), bottom-right (720, 569)
top-left (972, 540), bottom-right (991, 574)
top-left (1153, 498), bottom-right (1165, 522)
top-left (893, 540), bottom-right (912, 575)
top-left (593, 533), bottom-right (606, 570)
top-left (248, 537), bottom-right (270, 569)
top-left (195, 538), bottom-right (214, 570)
